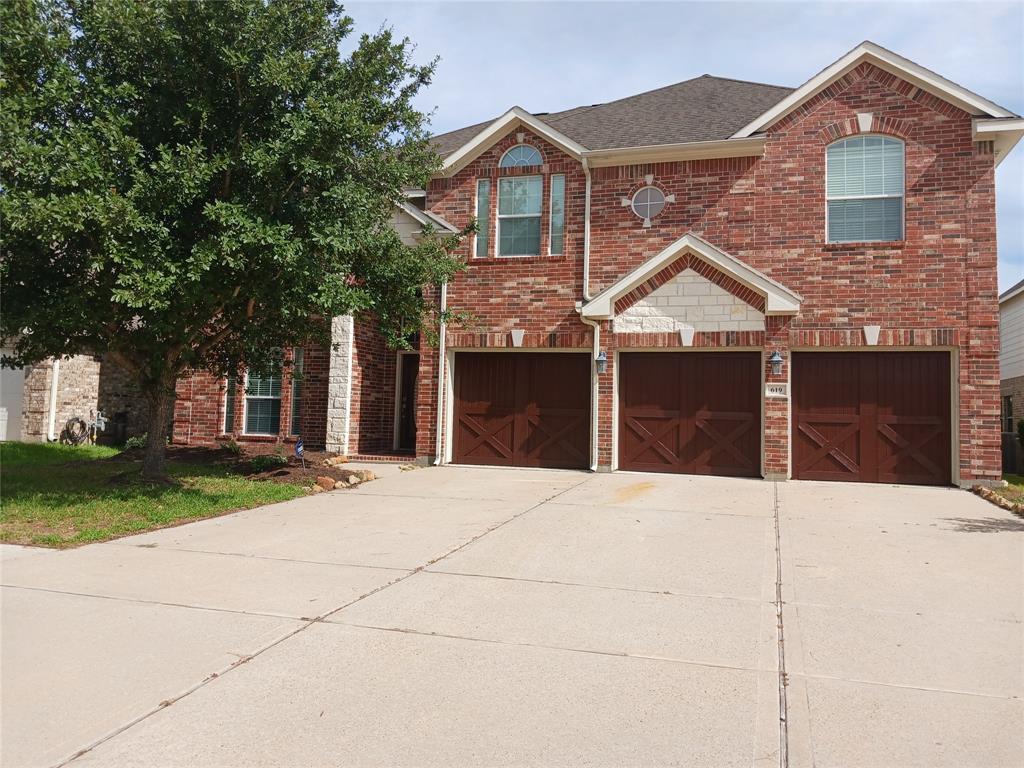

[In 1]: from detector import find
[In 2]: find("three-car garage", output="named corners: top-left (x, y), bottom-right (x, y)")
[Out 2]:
top-left (450, 349), bottom-right (954, 486)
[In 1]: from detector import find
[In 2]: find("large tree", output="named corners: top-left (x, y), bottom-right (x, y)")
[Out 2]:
top-left (1, 0), bottom-right (464, 476)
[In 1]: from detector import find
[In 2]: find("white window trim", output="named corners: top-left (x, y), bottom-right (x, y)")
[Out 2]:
top-left (498, 144), bottom-right (543, 169)
top-left (221, 376), bottom-right (237, 435)
top-left (289, 348), bottom-right (304, 437)
top-left (824, 135), bottom-right (905, 244)
top-left (630, 186), bottom-right (666, 226)
top-left (548, 173), bottom-right (565, 256)
top-left (473, 178), bottom-right (490, 258)
top-left (241, 370), bottom-right (283, 436)
top-left (497, 174), bottom-right (543, 258)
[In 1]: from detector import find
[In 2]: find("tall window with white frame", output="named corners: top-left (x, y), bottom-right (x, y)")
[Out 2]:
top-left (290, 348), bottom-right (304, 436)
top-left (497, 175), bottom-right (542, 256)
top-left (549, 174), bottom-right (565, 255)
top-left (244, 367), bottom-right (282, 435)
top-left (826, 136), bottom-right (904, 243)
top-left (475, 179), bottom-right (490, 258)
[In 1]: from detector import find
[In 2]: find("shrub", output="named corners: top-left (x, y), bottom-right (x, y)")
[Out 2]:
top-left (124, 433), bottom-right (148, 450)
top-left (1017, 419), bottom-right (1024, 450)
top-left (222, 439), bottom-right (243, 456)
top-left (250, 453), bottom-right (288, 472)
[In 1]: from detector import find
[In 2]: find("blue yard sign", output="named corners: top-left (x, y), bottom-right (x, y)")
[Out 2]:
top-left (295, 437), bottom-right (305, 468)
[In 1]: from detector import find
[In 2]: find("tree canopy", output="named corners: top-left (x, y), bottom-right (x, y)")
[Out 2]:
top-left (0, 0), bottom-right (465, 475)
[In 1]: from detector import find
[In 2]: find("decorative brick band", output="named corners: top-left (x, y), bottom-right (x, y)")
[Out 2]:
top-left (769, 62), bottom-right (966, 134)
top-left (616, 330), bottom-right (766, 349)
top-left (612, 254), bottom-right (767, 315)
top-left (446, 331), bottom-right (592, 349)
top-left (818, 113), bottom-right (914, 144)
top-left (789, 327), bottom-right (961, 347)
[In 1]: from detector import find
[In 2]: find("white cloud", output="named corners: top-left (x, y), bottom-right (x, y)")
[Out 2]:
top-left (347, 1), bottom-right (1023, 290)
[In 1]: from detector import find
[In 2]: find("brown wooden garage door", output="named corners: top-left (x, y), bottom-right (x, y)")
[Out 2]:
top-left (619, 352), bottom-right (761, 477)
top-left (792, 352), bottom-right (951, 485)
top-left (453, 352), bottom-right (590, 469)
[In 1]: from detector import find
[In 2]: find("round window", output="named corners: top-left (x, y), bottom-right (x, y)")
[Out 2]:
top-left (631, 186), bottom-right (666, 220)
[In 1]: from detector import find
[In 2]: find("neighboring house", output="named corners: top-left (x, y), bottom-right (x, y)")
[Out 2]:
top-left (173, 41), bottom-right (1023, 487)
top-left (1001, 279), bottom-right (1024, 430)
top-left (0, 354), bottom-right (148, 443)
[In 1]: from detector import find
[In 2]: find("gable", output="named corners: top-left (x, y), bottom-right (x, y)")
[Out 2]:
top-left (583, 233), bottom-right (801, 319)
top-left (614, 268), bottom-right (765, 334)
top-left (733, 41), bottom-right (1014, 139)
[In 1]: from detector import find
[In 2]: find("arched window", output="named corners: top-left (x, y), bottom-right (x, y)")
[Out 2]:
top-left (499, 144), bottom-right (543, 168)
top-left (826, 136), bottom-right (904, 243)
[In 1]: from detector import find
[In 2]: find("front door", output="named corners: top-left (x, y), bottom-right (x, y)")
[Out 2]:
top-left (396, 353), bottom-right (419, 452)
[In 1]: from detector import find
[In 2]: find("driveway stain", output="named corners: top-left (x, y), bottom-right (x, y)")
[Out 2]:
top-left (612, 481), bottom-right (656, 504)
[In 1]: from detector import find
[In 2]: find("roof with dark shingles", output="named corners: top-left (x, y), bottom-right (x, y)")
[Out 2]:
top-left (429, 75), bottom-right (794, 156)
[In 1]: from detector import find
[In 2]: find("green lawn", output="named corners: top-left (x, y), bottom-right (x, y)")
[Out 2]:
top-left (999, 474), bottom-right (1024, 506)
top-left (0, 442), bottom-right (306, 548)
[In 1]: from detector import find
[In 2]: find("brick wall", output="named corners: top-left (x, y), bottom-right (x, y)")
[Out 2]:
top-left (348, 318), bottom-right (398, 455)
top-left (417, 62), bottom-right (1001, 482)
top-left (173, 343), bottom-right (329, 450)
top-left (18, 355), bottom-right (146, 443)
top-left (1002, 375), bottom-right (1024, 429)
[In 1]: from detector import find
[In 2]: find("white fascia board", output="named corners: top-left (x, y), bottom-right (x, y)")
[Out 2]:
top-left (396, 202), bottom-right (459, 234)
top-left (1000, 280), bottom-right (1024, 304)
top-left (974, 118), bottom-right (1024, 167)
top-left (733, 41), bottom-right (1016, 139)
top-left (582, 137), bottom-right (765, 167)
top-left (438, 106), bottom-right (588, 178)
top-left (581, 232), bottom-right (803, 319)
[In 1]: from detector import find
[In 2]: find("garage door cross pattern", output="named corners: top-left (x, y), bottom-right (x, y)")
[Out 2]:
top-left (793, 352), bottom-right (951, 485)
top-left (454, 352), bottom-right (591, 469)
top-left (619, 352), bottom-right (761, 477)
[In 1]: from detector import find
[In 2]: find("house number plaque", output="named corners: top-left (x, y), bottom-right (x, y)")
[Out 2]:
top-left (766, 383), bottom-right (789, 399)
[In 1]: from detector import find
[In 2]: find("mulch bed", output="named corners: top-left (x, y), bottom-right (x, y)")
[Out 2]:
top-left (104, 444), bottom-right (400, 487)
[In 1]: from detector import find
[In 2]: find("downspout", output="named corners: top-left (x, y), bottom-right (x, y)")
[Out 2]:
top-left (433, 282), bottom-right (447, 465)
top-left (577, 157), bottom-right (600, 472)
top-left (46, 358), bottom-right (60, 441)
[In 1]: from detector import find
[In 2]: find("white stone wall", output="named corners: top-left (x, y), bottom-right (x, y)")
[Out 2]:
top-left (613, 269), bottom-right (765, 333)
top-left (325, 314), bottom-right (354, 453)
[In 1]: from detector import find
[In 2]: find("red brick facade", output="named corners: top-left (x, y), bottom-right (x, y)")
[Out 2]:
top-left (173, 59), bottom-right (1004, 485)
top-left (412, 61), bottom-right (1001, 484)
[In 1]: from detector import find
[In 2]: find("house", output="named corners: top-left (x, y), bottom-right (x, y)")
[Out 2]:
top-left (0, 353), bottom-right (148, 443)
top-left (1000, 278), bottom-right (1024, 472)
top-left (172, 41), bottom-right (1023, 487)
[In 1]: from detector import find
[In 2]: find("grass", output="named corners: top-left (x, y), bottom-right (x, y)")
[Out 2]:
top-left (1, 442), bottom-right (307, 548)
top-left (997, 474), bottom-right (1024, 506)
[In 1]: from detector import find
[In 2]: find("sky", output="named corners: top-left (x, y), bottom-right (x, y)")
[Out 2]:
top-left (345, 1), bottom-right (1024, 292)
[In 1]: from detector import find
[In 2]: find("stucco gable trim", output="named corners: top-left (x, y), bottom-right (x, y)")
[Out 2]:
top-left (733, 41), bottom-right (1016, 139)
top-left (438, 107), bottom-right (588, 178)
top-left (582, 233), bottom-right (802, 319)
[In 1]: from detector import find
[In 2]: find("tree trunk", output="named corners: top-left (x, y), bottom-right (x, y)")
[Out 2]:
top-left (140, 387), bottom-right (173, 479)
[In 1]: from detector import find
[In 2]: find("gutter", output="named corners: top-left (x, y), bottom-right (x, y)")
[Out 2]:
top-left (46, 358), bottom-right (60, 441)
top-left (577, 157), bottom-right (600, 472)
top-left (433, 282), bottom-right (448, 466)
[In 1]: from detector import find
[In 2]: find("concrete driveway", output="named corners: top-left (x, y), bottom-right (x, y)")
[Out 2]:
top-left (2, 466), bottom-right (1021, 767)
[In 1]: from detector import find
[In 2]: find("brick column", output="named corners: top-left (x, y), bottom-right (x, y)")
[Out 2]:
top-left (763, 316), bottom-right (792, 479)
top-left (595, 321), bottom-right (615, 470)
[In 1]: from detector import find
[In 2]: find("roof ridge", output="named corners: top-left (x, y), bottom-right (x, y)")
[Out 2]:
top-left (582, 73), bottom-right (792, 110)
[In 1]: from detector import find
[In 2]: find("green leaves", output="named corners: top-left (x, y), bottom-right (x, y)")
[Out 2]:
top-left (1, 0), bottom-right (463, 395)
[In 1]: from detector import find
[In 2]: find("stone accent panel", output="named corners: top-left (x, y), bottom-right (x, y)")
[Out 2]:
top-left (613, 268), bottom-right (765, 334)
top-left (325, 314), bottom-right (353, 453)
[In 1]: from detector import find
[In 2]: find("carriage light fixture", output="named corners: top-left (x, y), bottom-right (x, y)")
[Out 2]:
top-left (595, 351), bottom-right (608, 375)
top-left (768, 350), bottom-right (784, 376)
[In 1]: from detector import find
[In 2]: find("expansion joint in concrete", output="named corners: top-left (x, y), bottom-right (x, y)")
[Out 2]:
top-left (772, 481), bottom-right (789, 768)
